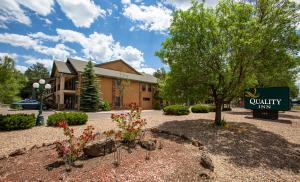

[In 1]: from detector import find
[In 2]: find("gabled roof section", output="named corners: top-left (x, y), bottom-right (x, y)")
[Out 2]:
top-left (95, 59), bottom-right (141, 75)
top-left (50, 60), bottom-right (76, 77)
top-left (67, 58), bottom-right (158, 84)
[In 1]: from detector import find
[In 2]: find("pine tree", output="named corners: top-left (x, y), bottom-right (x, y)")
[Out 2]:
top-left (80, 60), bottom-right (102, 112)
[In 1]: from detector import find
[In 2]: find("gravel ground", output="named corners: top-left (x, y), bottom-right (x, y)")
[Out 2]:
top-left (0, 107), bottom-right (299, 181)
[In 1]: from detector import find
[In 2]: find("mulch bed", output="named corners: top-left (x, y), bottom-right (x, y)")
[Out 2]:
top-left (0, 131), bottom-right (212, 182)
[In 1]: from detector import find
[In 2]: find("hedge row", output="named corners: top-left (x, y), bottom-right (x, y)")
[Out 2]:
top-left (47, 112), bottom-right (88, 126)
top-left (163, 105), bottom-right (190, 115)
top-left (0, 114), bottom-right (36, 130)
top-left (191, 104), bottom-right (231, 113)
top-left (191, 105), bottom-right (210, 113)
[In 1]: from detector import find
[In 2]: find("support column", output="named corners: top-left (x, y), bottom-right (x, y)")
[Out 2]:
top-left (77, 73), bottom-right (81, 111)
top-left (59, 74), bottom-right (65, 110)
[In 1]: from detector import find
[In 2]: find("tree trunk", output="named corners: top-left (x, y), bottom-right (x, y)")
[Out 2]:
top-left (214, 98), bottom-right (223, 125)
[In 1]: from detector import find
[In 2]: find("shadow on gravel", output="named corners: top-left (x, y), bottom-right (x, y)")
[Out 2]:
top-left (156, 119), bottom-right (300, 173)
top-left (244, 116), bottom-right (292, 124)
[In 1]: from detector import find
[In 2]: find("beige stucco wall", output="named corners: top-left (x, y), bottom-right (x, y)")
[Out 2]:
top-left (122, 81), bottom-right (140, 107)
top-left (98, 77), bottom-right (113, 105)
top-left (140, 83), bottom-right (154, 109)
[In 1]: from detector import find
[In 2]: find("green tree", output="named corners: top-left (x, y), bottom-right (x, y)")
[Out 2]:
top-left (0, 56), bottom-right (26, 104)
top-left (21, 63), bottom-right (50, 99)
top-left (80, 60), bottom-right (102, 112)
top-left (24, 63), bottom-right (49, 80)
top-left (251, 0), bottom-right (300, 98)
top-left (156, 0), bottom-right (299, 125)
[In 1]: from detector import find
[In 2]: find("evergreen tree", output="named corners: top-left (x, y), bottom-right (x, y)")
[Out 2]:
top-left (80, 60), bottom-right (102, 112)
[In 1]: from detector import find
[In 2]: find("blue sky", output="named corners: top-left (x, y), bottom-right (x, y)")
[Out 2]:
top-left (0, 0), bottom-right (220, 74)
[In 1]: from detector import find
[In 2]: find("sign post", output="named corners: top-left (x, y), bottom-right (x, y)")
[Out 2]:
top-left (244, 87), bottom-right (290, 120)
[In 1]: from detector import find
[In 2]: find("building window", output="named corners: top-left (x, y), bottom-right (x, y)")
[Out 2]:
top-left (114, 96), bottom-right (120, 107)
top-left (143, 97), bottom-right (151, 101)
top-left (148, 84), bottom-right (152, 92)
top-left (115, 79), bottom-right (121, 87)
top-left (141, 84), bottom-right (146, 91)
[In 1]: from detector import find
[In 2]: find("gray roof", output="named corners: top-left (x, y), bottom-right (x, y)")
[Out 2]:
top-left (67, 58), bottom-right (158, 84)
top-left (53, 60), bottom-right (76, 74)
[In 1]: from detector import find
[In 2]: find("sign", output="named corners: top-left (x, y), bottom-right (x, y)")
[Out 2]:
top-left (244, 87), bottom-right (290, 111)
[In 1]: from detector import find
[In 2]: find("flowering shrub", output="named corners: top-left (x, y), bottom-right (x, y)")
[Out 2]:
top-left (55, 121), bottom-right (95, 165)
top-left (105, 103), bottom-right (146, 143)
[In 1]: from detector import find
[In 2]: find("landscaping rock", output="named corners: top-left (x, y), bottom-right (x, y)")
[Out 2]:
top-left (200, 154), bottom-right (214, 171)
top-left (73, 161), bottom-right (83, 168)
top-left (191, 138), bottom-right (203, 147)
top-left (9, 148), bottom-right (26, 157)
top-left (140, 140), bottom-right (157, 151)
top-left (0, 154), bottom-right (7, 160)
top-left (199, 169), bottom-right (214, 180)
top-left (83, 138), bottom-right (116, 157)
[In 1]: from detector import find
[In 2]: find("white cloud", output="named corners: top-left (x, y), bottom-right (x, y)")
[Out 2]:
top-left (0, 0), bottom-right (31, 28)
top-left (163, 0), bottom-right (193, 10)
top-left (164, 0), bottom-right (219, 10)
top-left (56, 0), bottom-right (106, 28)
top-left (0, 52), bottom-right (19, 60)
top-left (28, 32), bottom-right (59, 42)
top-left (0, 33), bottom-right (38, 48)
top-left (107, 9), bottom-right (113, 16)
top-left (15, 65), bottom-right (28, 73)
top-left (57, 28), bottom-right (154, 71)
top-left (34, 44), bottom-right (73, 60)
top-left (0, 32), bottom-right (74, 60)
top-left (139, 67), bottom-right (156, 74)
top-left (121, 0), bottom-right (131, 4)
top-left (24, 57), bottom-right (53, 69)
top-left (123, 3), bottom-right (172, 32)
top-left (16, 0), bottom-right (54, 16)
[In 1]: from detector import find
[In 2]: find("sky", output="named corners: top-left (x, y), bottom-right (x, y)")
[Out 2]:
top-left (0, 0), bottom-right (298, 75)
top-left (0, 0), bottom-right (218, 75)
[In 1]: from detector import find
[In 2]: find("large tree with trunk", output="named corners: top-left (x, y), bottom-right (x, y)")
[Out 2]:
top-left (156, 0), bottom-right (299, 125)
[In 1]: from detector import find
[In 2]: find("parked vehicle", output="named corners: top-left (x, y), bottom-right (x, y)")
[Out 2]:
top-left (11, 99), bottom-right (49, 110)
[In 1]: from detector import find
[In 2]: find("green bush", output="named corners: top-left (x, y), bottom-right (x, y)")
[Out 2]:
top-left (0, 114), bottom-right (35, 130)
top-left (293, 106), bottom-right (300, 110)
top-left (47, 112), bottom-right (88, 126)
top-left (163, 105), bottom-right (190, 115)
top-left (191, 104), bottom-right (209, 113)
top-left (154, 103), bottom-right (162, 110)
top-left (101, 100), bottom-right (111, 111)
top-left (209, 105), bottom-right (216, 112)
top-left (10, 104), bottom-right (22, 110)
top-left (215, 119), bottom-right (227, 127)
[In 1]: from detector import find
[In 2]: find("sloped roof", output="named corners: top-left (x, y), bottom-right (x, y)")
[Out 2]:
top-left (50, 60), bottom-right (76, 77)
top-left (67, 58), bottom-right (158, 84)
top-left (95, 59), bottom-right (142, 75)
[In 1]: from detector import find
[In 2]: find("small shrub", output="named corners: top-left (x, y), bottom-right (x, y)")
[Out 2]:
top-left (0, 114), bottom-right (35, 130)
top-left (101, 100), bottom-right (111, 111)
top-left (47, 112), bottom-right (88, 126)
top-left (55, 121), bottom-right (95, 165)
top-left (163, 105), bottom-right (190, 115)
top-left (10, 104), bottom-right (22, 110)
top-left (105, 103), bottom-right (146, 143)
top-left (209, 105), bottom-right (216, 112)
top-left (215, 118), bottom-right (227, 127)
top-left (191, 104), bottom-right (209, 113)
top-left (293, 106), bottom-right (300, 110)
top-left (154, 103), bottom-right (162, 110)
